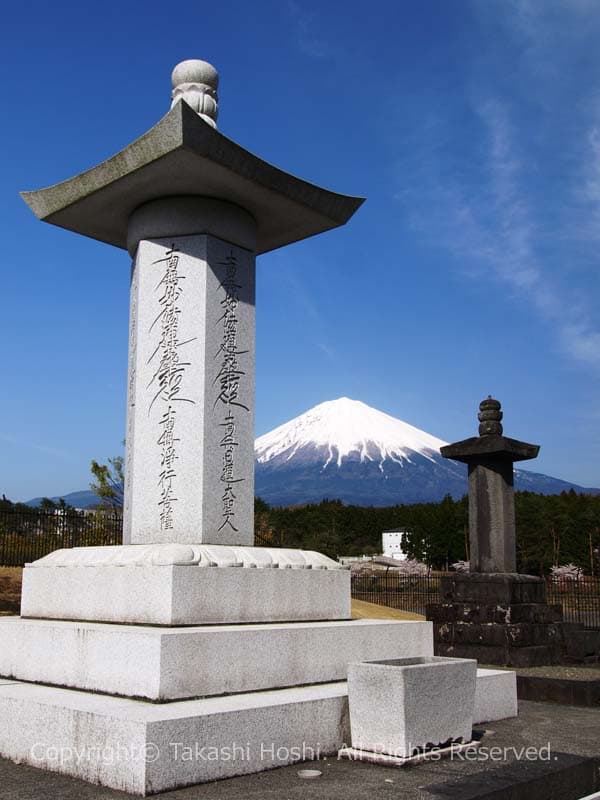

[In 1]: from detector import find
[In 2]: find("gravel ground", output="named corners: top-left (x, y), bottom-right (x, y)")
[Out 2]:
top-left (0, 700), bottom-right (598, 799)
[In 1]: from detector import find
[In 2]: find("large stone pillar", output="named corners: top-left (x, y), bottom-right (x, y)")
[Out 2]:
top-left (21, 58), bottom-right (364, 547)
top-left (467, 459), bottom-right (516, 572)
top-left (123, 198), bottom-right (256, 545)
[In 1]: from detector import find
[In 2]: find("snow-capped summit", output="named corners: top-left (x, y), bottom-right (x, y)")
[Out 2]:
top-left (254, 398), bottom-right (594, 507)
top-left (255, 397), bottom-right (447, 471)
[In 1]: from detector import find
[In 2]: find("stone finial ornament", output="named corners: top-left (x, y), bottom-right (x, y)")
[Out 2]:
top-left (478, 395), bottom-right (503, 436)
top-left (171, 59), bottom-right (219, 128)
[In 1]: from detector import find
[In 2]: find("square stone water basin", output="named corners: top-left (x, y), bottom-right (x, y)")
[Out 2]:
top-left (348, 655), bottom-right (477, 758)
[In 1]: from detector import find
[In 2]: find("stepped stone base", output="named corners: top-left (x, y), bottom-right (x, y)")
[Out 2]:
top-left (427, 573), bottom-right (569, 667)
top-left (427, 601), bottom-right (564, 625)
top-left (22, 545), bottom-right (350, 625)
top-left (3, 543), bottom-right (442, 794)
top-left (0, 617), bottom-right (432, 701)
top-left (0, 669), bottom-right (516, 795)
top-left (0, 679), bottom-right (349, 795)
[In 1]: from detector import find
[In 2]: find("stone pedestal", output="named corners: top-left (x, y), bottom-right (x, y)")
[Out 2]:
top-left (20, 544), bottom-right (353, 624)
top-left (427, 573), bottom-right (571, 667)
top-left (0, 545), bottom-right (434, 794)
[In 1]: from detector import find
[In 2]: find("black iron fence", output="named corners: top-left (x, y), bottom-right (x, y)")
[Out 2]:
top-left (350, 571), bottom-right (600, 629)
top-left (2, 511), bottom-right (599, 629)
top-left (546, 576), bottom-right (600, 629)
top-left (0, 509), bottom-right (122, 566)
top-left (351, 572), bottom-right (443, 616)
top-left (254, 531), bottom-right (286, 548)
top-left (0, 511), bottom-right (282, 566)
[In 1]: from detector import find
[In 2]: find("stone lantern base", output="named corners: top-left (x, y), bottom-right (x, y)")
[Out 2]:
top-left (426, 573), bottom-right (579, 667)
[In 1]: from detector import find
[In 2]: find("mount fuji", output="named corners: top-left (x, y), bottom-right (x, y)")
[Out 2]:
top-left (26, 398), bottom-right (597, 509)
top-left (255, 398), bottom-right (596, 507)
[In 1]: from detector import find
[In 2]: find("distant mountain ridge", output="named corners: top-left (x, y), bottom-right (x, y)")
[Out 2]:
top-left (25, 489), bottom-right (102, 509)
top-left (25, 398), bottom-right (598, 508)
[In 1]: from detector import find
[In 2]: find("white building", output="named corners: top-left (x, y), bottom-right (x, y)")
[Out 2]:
top-left (381, 530), bottom-right (408, 561)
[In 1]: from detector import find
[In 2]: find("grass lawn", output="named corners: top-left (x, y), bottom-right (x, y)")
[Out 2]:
top-left (0, 567), bottom-right (22, 614)
top-left (351, 598), bottom-right (425, 621)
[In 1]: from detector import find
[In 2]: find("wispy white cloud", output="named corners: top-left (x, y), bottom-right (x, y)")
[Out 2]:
top-left (571, 119), bottom-right (600, 243)
top-left (476, 99), bottom-right (541, 291)
top-left (399, 96), bottom-right (600, 366)
top-left (561, 323), bottom-right (600, 364)
top-left (317, 342), bottom-right (336, 360)
top-left (497, 0), bottom-right (600, 77)
top-left (285, 0), bottom-right (332, 61)
top-left (584, 125), bottom-right (600, 208)
top-left (396, 3), bottom-right (600, 368)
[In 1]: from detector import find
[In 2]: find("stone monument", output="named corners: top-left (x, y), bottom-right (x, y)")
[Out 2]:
top-left (0, 60), bottom-right (435, 794)
top-left (427, 397), bottom-right (576, 667)
top-left (442, 395), bottom-right (539, 573)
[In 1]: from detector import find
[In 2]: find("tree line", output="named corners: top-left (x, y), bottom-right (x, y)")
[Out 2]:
top-left (3, 488), bottom-right (598, 576)
top-left (255, 490), bottom-right (600, 575)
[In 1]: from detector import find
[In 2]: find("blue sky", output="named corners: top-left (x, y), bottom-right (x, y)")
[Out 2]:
top-left (1, 0), bottom-right (600, 501)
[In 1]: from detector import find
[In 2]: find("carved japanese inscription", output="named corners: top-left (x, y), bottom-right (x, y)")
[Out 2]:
top-left (214, 252), bottom-right (249, 533)
top-left (124, 234), bottom-right (255, 546)
top-left (148, 245), bottom-right (196, 530)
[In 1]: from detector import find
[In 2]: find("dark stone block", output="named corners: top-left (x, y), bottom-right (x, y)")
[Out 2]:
top-left (433, 642), bottom-right (510, 663)
top-left (433, 622), bottom-right (453, 644)
top-left (530, 623), bottom-right (564, 646)
top-left (428, 601), bottom-right (564, 626)
top-left (476, 605), bottom-right (511, 624)
top-left (517, 675), bottom-right (600, 707)
top-left (509, 603), bottom-right (563, 624)
top-left (428, 602), bottom-right (511, 625)
top-left (507, 645), bottom-right (562, 667)
top-left (440, 573), bottom-right (545, 605)
top-left (450, 603), bottom-right (512, 624)
top-left (434, 621), bottom-right (568, 649)
top-left (505, 624), bottom-right (532, 647)
top-left (433, 636), bottom-right (563, 666)
top-left (452, 623), bottom-right (512, 647)
top-left (561, 626), bottom-right (600, 661)
top-left (425, 603), bottom-right (459, 623)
